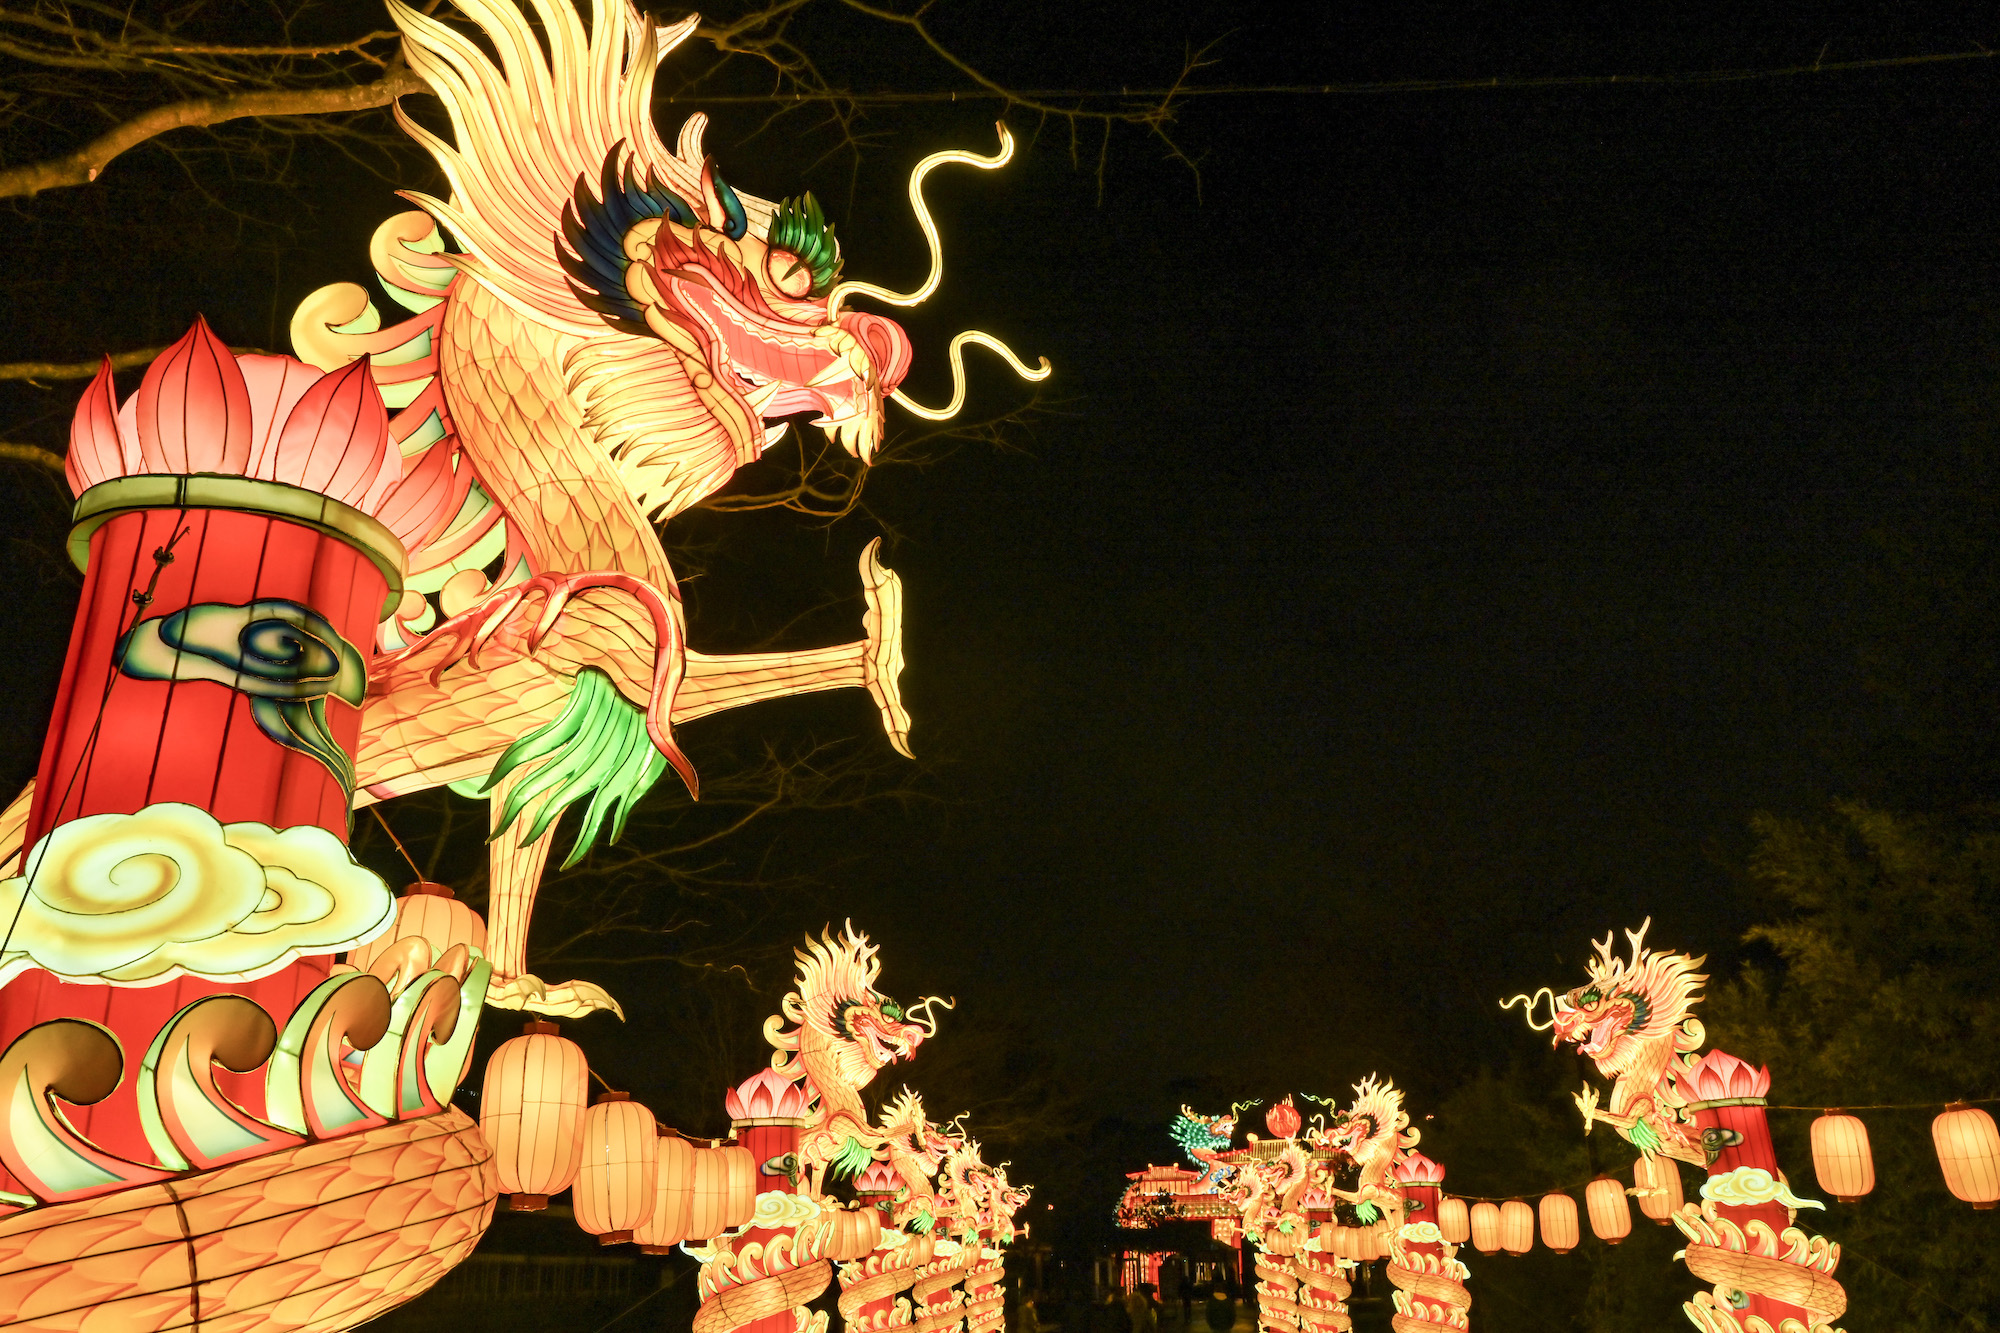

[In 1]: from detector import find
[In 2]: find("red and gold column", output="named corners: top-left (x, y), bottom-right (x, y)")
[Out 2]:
top-left (0, 319), bottom-right (412, 1163)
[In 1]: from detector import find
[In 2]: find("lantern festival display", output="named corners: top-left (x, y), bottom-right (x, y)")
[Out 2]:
top-left (0, 0), bottom-right (1050, 1316)
top-left (1932, 1103), bottom-right (2000, 1209)
top-left (838, 1098), bottom-right (953, 1333)
top-left (1508, 920), bottom-right (1847, 1332)
top-left (695, 927), bottom-right (953, 1333)
top-left (1811, 1112), bottom-right (1875, 1204)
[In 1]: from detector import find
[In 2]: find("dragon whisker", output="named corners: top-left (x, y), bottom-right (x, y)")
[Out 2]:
top-left (827, 123), bottom-right (1015, 319)
top-left (892, 330), bottom-right (1051, 422)
top-left (1501, 986), bottom-right (1561, 1032)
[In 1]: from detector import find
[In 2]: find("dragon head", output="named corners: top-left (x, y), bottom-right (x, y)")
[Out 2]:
top-left (1322, 1075), bottom-right (1411, 1174)
top-left (767, 923), bottom-right (949, 1094)
top-left (369, 0), bottom-right (1045, 537)
top-left (1509, 918), bottom-right (1708, 1079)
top-left (564, 152), bottom-right (912, 466)
top-left (880, 1088), bottom-right (955, 1177)
top-left (1170, 1103), bottom-right (1248, 1164)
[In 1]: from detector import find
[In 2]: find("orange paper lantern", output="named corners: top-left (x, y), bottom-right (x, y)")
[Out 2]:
top-left (1632, 1154), bottom-right (1683, 1224)
top-left (636, 1132), bottom-right (696, 1253)
top-left (1933, 1103), bottom-right (2000, 1209)
top-left (1497, 1200), bottom-right (1533, 1255)
top-left (480, 1021), bottom-right (588, 1211)
top-left (717, 1143), bottom-right (758, 1228)
top-left (687, 1145), bottom-right (731, 1241)
top-left (1538, 1192), bottom-right (1579, 1253)
top-left (1585, 1175), bottom-right (1631, 1244)
top-left (825, 1205), bottom-right (884, 1260)
top-left (347, 881), bottom-right (488, 972)
top-left (573, 1091), bottom-right (658, 1245)
top-left (1436, 1195), bottom-right (1470, 1244)
top-left (1468, 1201), bottom-right (1501, 1255)
top-left (1811, 1111), bottom-right (1875, 1203)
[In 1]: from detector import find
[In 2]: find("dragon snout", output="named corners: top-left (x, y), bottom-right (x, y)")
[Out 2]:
top-left (840, 311), bottom-right (913, 397)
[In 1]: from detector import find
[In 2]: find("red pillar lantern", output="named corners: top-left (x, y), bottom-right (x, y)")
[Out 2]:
top-left (1389, 1150), bottom-right (1469, 1328)
top-left (1684, 1050), bottom-right (1843, 1327)
top-left (724, 1067), bottom-right (816, 1333)
top-left (0, 319), bottom-right (454, 1165)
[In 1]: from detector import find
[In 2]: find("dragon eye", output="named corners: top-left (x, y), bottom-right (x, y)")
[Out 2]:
top-left (765, 193), bottom-right (842, 298)
top-left (1581, 988), bottom-right (1601, 1005)
top-left (880, 998), bottom-right (905, 1022)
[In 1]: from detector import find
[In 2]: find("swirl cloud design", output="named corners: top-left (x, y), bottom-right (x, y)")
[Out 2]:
top-left (0, 803), bottom-right (393, 984)
top-left (117, 600), bottom-right (366, 794)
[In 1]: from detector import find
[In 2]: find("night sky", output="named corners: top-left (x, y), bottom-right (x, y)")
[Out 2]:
top-left (3, 0), bottom-right (1999, 1298)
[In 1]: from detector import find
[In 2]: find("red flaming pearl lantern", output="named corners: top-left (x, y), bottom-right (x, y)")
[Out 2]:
top-left (1265, 1097), bottom-right (1302, 1140)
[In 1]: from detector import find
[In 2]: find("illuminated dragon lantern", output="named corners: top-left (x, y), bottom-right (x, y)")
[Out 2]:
top-left (834, 1091), bottom-right (954, 1333)
top-left (909, 1135), bottom-right (995, 1333)
top-left (1236, 1140), bottom-right (1312, 1333)
top-left (1510, 922), bottom-right (1848, 1333)
top-left (1317, 1076), bottom-right (1415, 1231)
top-left (699, 926), bottom-right (940, 1333)
top-left (1505, 917), bottom-right (1711, 1166)
top-left (1170, 1102), bottom-right (1248, 1192)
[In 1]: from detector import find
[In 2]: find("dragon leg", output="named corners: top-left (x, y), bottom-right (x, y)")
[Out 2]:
top-left (677, 540), bottom-right (910, 755)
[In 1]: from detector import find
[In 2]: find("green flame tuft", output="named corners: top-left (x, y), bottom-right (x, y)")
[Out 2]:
top-left (483, 668), bottom-right (667, 867)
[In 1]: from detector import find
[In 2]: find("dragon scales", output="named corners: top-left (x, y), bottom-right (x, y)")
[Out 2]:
top-left (1508, 921), bottom-right (1848, 1333)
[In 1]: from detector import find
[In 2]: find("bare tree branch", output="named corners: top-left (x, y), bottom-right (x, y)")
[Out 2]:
top-left (0, 343), bottom-right (272, 381)
top-left (0, 65), bottom-right (425, 199)
top-left (0, 442), bottom-right (62, 470)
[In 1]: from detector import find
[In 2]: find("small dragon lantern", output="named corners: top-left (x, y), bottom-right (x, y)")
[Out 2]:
top-left (697, 925), bottom-right (945, 1333)
top-left (1507, 920), bottom-right (1848, 1333)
